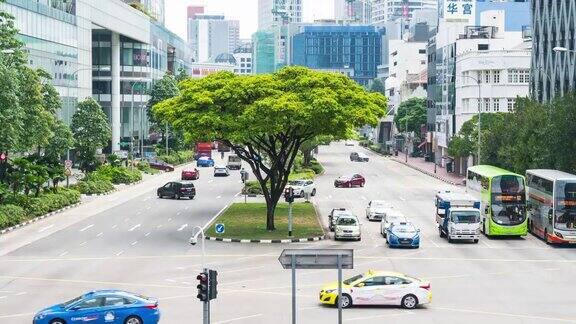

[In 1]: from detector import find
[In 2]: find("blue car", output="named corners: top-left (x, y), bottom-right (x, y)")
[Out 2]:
top-left (33, 290), bottom-right (160, 324)
top-left (196, 156), bottom-right (215, 167)
top-left (386, 222), bottom-right (420, 248)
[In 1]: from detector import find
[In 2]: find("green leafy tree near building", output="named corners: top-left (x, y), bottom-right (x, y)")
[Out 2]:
top-left (394, 97), bottom-right (427, 139)
top-left (154, 67), bottom-right (387, 230)
top-left (71, 98), bottom-right (112, 172)
top-left (370, 78), bottom-right (385, 94)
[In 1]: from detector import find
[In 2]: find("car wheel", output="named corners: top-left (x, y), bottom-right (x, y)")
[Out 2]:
top-left (338, 294), bottom-right (352, 309)
top-left (401, 294), bottom-right (419, 309)
top-left (125, 316), bottom-right (142, 324)
top-left (175, 193), bottom-right (181, 200)
top-left (311, 189), bottom-right (316, 196)
top-left (50, 319), bottom-right (66, 324)
top-left (157, 193), bottom-right (162, 199)
top-left (347, 182), bottom-right (352, 188)
top-left (474, 239), bottom-right (479, 243)
top-left (360, 182), bottom-right (365, 187)
top-left (438, 226), bottom-right (445, 238)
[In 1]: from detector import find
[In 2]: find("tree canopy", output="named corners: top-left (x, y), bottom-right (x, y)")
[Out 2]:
top-left (370, 78), bottom-right (385, 94)
top-left (71, 98), bottom-right (112, 172)
top-left (154, 66), bottom-right (387, 230)
top-left (394, 97), bottom-right (426, 139)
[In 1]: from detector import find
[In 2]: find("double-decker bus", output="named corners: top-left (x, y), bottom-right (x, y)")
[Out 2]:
top-left (526, 169), bottom-right (576, 244)
top-left (466, 165), bottom-right (527, 236)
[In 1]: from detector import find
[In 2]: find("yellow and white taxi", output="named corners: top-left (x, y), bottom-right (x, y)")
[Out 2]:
top-left (319, 270), bottom-right (431, 309)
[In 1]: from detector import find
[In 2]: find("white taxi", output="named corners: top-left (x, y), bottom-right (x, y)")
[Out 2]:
top-left (380, 210), bottom-right (407, 237)
top-left (334, 215), bottom-right (361, 241)
top-left (319, 270), bottom-right (432, 309)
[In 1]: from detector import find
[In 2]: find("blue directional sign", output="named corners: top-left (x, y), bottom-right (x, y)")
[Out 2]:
top-left (215, 223), bottom-right (225, 234)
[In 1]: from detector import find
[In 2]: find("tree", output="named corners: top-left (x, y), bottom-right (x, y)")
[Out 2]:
top-left (299, 135), bottom-right (333, 167)
top-left (45, 119), bottom-right (74, 160)
top-left (394, 98), bottom-right (426, 139)
top-left (176, 67), bottom-right (189, 83)
top-left (147, 73), bottom-right (180, 150)
top-left (548, 92), bottom-right (576, 174)
top-left (71, 98), bottom-right (112, 172)
top-left (154, 67), bottom-right (387, 230)
top-left (370, 78), bottom-right (385, 94)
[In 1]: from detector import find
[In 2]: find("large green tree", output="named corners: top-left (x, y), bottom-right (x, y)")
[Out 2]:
top-left (154, 67), bottom-right (387, 230)
top-left (370, 79), bottom-right (385, 94)
top-left (71, 98), bottom-right (112, 172)
top-left (394, 97), bottom-right (427, 139)
top-left (548, 93), bottom-right (576, 173)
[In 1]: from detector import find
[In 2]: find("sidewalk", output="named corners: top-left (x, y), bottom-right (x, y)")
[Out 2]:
top-left (391, 152), bottom-right (466, 186)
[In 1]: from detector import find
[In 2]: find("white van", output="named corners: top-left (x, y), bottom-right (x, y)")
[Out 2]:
top-left (227, 154), bottom-right (242, 170)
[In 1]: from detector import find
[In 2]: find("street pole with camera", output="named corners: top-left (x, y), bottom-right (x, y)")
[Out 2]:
top-left (285, 187), bottom-right (295, 237)
top-left (240, 169), bottom-right (249, 203)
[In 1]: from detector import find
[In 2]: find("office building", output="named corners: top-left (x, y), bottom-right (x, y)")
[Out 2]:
top-left (187, 10), bottom-right (240, 63)
top-left (122, 0), bottom-right (165, 24)
top-left (531, 0), bottom-right (576, 102)
top-left (291, 25), bottom-right (382, 86)
top-left (334, 0), bottom-right (372, 24)
top-left (258, 0), bottom-right (302, 31)
top-left (233, 42), bottom-right (254, 75)
top-left (1, 0), bottom-right (192, 154)
top-left (372, 0), bottom-right (438, 26)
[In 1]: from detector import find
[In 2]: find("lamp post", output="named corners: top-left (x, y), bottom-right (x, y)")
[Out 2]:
top-left (449, 74), bottom-right (482, 165)
top-left (404, 117), bottom-right (408, 163)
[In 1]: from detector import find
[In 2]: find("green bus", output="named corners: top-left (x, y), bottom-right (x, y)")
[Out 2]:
top-left (466, 165), bottom-right (527, 236)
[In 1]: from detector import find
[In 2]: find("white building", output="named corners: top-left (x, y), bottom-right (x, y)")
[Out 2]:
top-left (232, 42), bottom-right (254, 75)
top-left (258, 0), bottom-right (302, 31)
top-left (372, 0), bottom-right (437, 26)
top-left (334, 0), bottom-right (372, 24)
top-left (187, 12), bottom-right (240, 63)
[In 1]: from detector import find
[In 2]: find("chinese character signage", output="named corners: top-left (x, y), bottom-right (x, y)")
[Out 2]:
top-left (443, 0), bottom-right (475, 23)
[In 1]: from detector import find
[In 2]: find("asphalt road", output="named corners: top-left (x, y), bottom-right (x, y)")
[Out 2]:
top-left (1, 144), bottom-right (575, 324)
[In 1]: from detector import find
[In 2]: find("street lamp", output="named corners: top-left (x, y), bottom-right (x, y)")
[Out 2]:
top-left (448, 74), bottom-right (482, 165)
top-left (129, 80), bottom-right (147, 167)
top-left (190, 226), bottom-right (207, 269)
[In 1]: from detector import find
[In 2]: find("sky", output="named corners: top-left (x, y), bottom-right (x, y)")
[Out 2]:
top-left (165, 0), bottom-right (335, 40)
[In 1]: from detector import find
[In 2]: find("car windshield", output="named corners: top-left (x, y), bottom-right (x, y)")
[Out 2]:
top-left (555, 180), bottom-right (576, 230)
top-left (182, 183), bottom-right (195, 188)
top-left (393, 225), bottom-right (416, 233)
top-left (62, 296), bottom-right (82, 308)
top-left (491, 175), bottom-right (526, 225)
top-left (337, 217), bottom-right (357, 226)
top-left (372, 202), bottom-right (388, 208)
top-left (343, 274), bottom-right (363, 285)
top-left (451, 211), bottom-right (480, 223)
top-left (289, 181), bottom-right (306, 186)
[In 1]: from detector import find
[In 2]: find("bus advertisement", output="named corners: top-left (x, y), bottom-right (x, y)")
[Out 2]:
top-left (526, 169), bottom-right (576, 244)
top-left (466, 165), bottom-right (527, 236)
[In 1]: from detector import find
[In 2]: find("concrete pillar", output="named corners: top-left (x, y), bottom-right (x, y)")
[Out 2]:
top-left (111, 32), bottom-right (121, 152)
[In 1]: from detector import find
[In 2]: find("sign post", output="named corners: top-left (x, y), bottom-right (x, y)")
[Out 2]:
top-left (64, 160), bottom-right (73, 187)
top-left (278, 249), bottom-right (354, 324)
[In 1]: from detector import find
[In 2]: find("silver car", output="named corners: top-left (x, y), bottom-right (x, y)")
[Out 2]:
top-left (214, 166), bottom-right (230, 177)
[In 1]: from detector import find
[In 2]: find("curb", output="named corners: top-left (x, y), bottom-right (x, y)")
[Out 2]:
top-left (205, 236), bottom-right (326, 243)
top-left (392, 159), bottom-right (463, 186)
top-left (0, 202), bottom-right (82, 236)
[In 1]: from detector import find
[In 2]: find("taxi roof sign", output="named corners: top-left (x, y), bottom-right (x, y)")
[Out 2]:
top-left (278, 249), bottom-right (353, 270)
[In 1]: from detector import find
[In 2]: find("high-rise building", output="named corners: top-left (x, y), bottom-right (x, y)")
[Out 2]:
top-left (122, 0), bottom-right (165, 24)
top-left (334, 0), bottom-right (372, 24)
top-left (1, 0), bottom-right (192, 154)
top-left (291, 25), bottom-right (382, 86)
top-left (531, 0), bottom-right (576, 102)
top-left (187, 9), bottom-right (240, 63)
top-left (372, 0), bottom-right (437, 25)
top-left (258, 0), bottom-right (303, 31)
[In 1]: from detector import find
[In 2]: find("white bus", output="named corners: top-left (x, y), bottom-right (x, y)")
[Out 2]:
top-left (526, 169), bottom-right (576, 244)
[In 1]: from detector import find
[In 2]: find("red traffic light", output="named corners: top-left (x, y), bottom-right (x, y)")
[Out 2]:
top-left (197, 273), bottom-right (208, 282)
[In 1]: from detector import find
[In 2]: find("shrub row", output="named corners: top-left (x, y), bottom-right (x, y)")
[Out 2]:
top-left (75, 179), bottom-right (114, 195)
top-left (158, 150), bottom-right (194, 165)
top-left (0, 188), bottom-right (81, 230)
top-left (93, 165), bottom-right (142, 184)
top-left (137, 160), bottom-right (159, 175)
top-left (309, 160), bottom-right (324, 175)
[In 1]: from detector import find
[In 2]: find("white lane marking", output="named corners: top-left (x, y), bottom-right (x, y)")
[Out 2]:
top-left (399, 196), bottom-right (406, 201)
top-left (79, 241), bottom-right (87, 246)
top-left (128, 224), bottom-right (141, 232)
top-left (131, 241), bottom-right (138, 246)
top-left (202, 204), bottom-right (229, 231)
top-left (59, 251), bottom-right (68, 257)
top-left (429, 306), bottom-right (574, 322)
top-left (79, 224), bottom-right (94, 232)
top-left (480, 239), bottom-right (493, 248)
top-left (116, 251), bottom-right (124, 256)
top-left (96, 232), bottom-right (103, 237)
top-left (124, 218), bottom-right (130, 222)
top-left (182, 281), bottom-right (192, 285)
top-left (224, 266), bottom-right (266, 274)
top-left (208, 180), bottom-right (214, 183)
top-left (0, 296), bottom-right (7, 300)
top-left (177, 224), bottom-right (189, 232)
top-left (38, 224), bottom-right (54, 233)
top-left (146, 206), bottom-right (151, 210)
top-left (176, 212), bottom-right (181, 216)
top-left (361, 196), bottom-right (367, 200)
top-left (216, 195), bottom-right (222, 199)
top-left (428, 237), bottom-right (440, 248)
top-left (144, 232), bottom-right (151, 237)
top-left (176, 267), bottom-right (186, 270)
top-left (112, 225), bottom-right (118, 229)
top-left (346, 311), bottom-right (414, 321)
top-left (156, 225), bottom-right (163, 229)
top-left (165, 279), bottom-right (176, 283)
top-left (14, 292), bottom-right (26, 296)
top-left (184, 206), bottom-right (189, 210)
top-left (328, 195), bottom-right (333, 199)
top-left (167, 218), bottom-right (173, 222)
top-left (136, 211), bottom-right (142, 215)
top-left (237, 180), bottom-right (243, 183)
top-left (213, 314), bottom-right (264, 324)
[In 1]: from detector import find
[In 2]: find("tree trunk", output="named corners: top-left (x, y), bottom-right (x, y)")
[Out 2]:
top-left (302, 148), bottom-right (312, 167)
top-left (266, 198), bottom-right (277, 231)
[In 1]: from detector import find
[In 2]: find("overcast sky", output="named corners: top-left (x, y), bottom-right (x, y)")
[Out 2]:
top-left (165, 0), bottom-right (334, 40)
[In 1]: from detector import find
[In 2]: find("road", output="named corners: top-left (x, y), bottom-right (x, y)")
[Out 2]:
top-left (1, 144), bottom-right (575, 324)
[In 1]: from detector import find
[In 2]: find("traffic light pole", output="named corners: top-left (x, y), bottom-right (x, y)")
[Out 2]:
top-left (288, 201), bottom-right (293, 237)
top-left (203, 268), bottom-right (210, 324)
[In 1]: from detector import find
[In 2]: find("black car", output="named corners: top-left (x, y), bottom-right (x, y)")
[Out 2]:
top-left (157, 181), bottom-right (196, 199)
top-left (350, 152), bottom-right (359, 161)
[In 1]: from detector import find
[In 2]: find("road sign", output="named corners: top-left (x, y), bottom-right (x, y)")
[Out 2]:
top-left (215, 223), bottom-right (225, 234)
top-left (278, 249), bottom-right (354, 269)
top-left (64, 159), bottom-right (72, 168)
top-left (64, 167), bottom-right (72, 177)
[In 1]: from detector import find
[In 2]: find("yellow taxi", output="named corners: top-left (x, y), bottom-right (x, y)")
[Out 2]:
top-left (319, 270), bottom-right (431, 309)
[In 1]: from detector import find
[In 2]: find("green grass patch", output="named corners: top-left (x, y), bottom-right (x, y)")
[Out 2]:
top-left (205, 202), bottom-right (324, 240)
top-left (288, 169), bottom-right (316, 180)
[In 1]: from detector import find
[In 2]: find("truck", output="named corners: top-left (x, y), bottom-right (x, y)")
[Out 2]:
top-left (227, 154), bottom-right (242, 170)
top-left (435, 191), bottom-right (481, 243)
top-left (194, 142), bottom-right (213, 160)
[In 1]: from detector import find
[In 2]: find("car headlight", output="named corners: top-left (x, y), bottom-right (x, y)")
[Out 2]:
top-left (34, 312), bottom-right (48, 320)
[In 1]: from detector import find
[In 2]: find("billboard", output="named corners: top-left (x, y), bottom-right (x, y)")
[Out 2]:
top-left (442, 0), bottom-right (476, 23)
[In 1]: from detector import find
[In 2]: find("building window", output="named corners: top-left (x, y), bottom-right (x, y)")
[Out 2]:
top-left (493, 70), bottom-right (500, 83)
top-left (241, 58), bottom-right (246, 62)
top-left (420, 60), bottom-right (426, 65)
top-left (493, 98), bottom-right (500, 112)
top-left (393, 61), bottom-right (397, 66)
top-left (507, 98), bottom-right (516, 112)
top-left (478, 44), bottom-right (489, 51)
top-left (484, 98), bottom-right (490, 112)
top-left (419, 49), bottom-right (426, 54)
top-left (484, 70), bottom-right (490, 83)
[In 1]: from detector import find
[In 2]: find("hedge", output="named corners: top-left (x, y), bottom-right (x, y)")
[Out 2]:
top-left (0, 204), bottom-right (26, 229)
top-left (309, 160), bottom-right (324, 175)
top-left (75, 179), bottom-right (114, 195)
top-left (92, 165), bottom-right (142, 184)
top-left (158, 150), bottom-right (194, 165)
top-left (137, 160), bottom-right (159, 174)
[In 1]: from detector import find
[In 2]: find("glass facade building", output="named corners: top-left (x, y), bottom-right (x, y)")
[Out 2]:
top-left (291, 25), bottom-right (382, 86)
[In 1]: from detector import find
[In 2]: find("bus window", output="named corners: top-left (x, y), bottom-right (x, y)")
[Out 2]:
top-left (491, 175), bottom-right (526, 225)
top-left (554, 181), bottom-right (576, 230)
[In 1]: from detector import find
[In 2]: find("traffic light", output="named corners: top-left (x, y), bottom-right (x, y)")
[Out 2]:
top-left (196, 271), bottom-right (209, 302)
top-left (284, 187), bottom-right (294, 203)
top-left (208, 269), bottom-right (218, 300)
